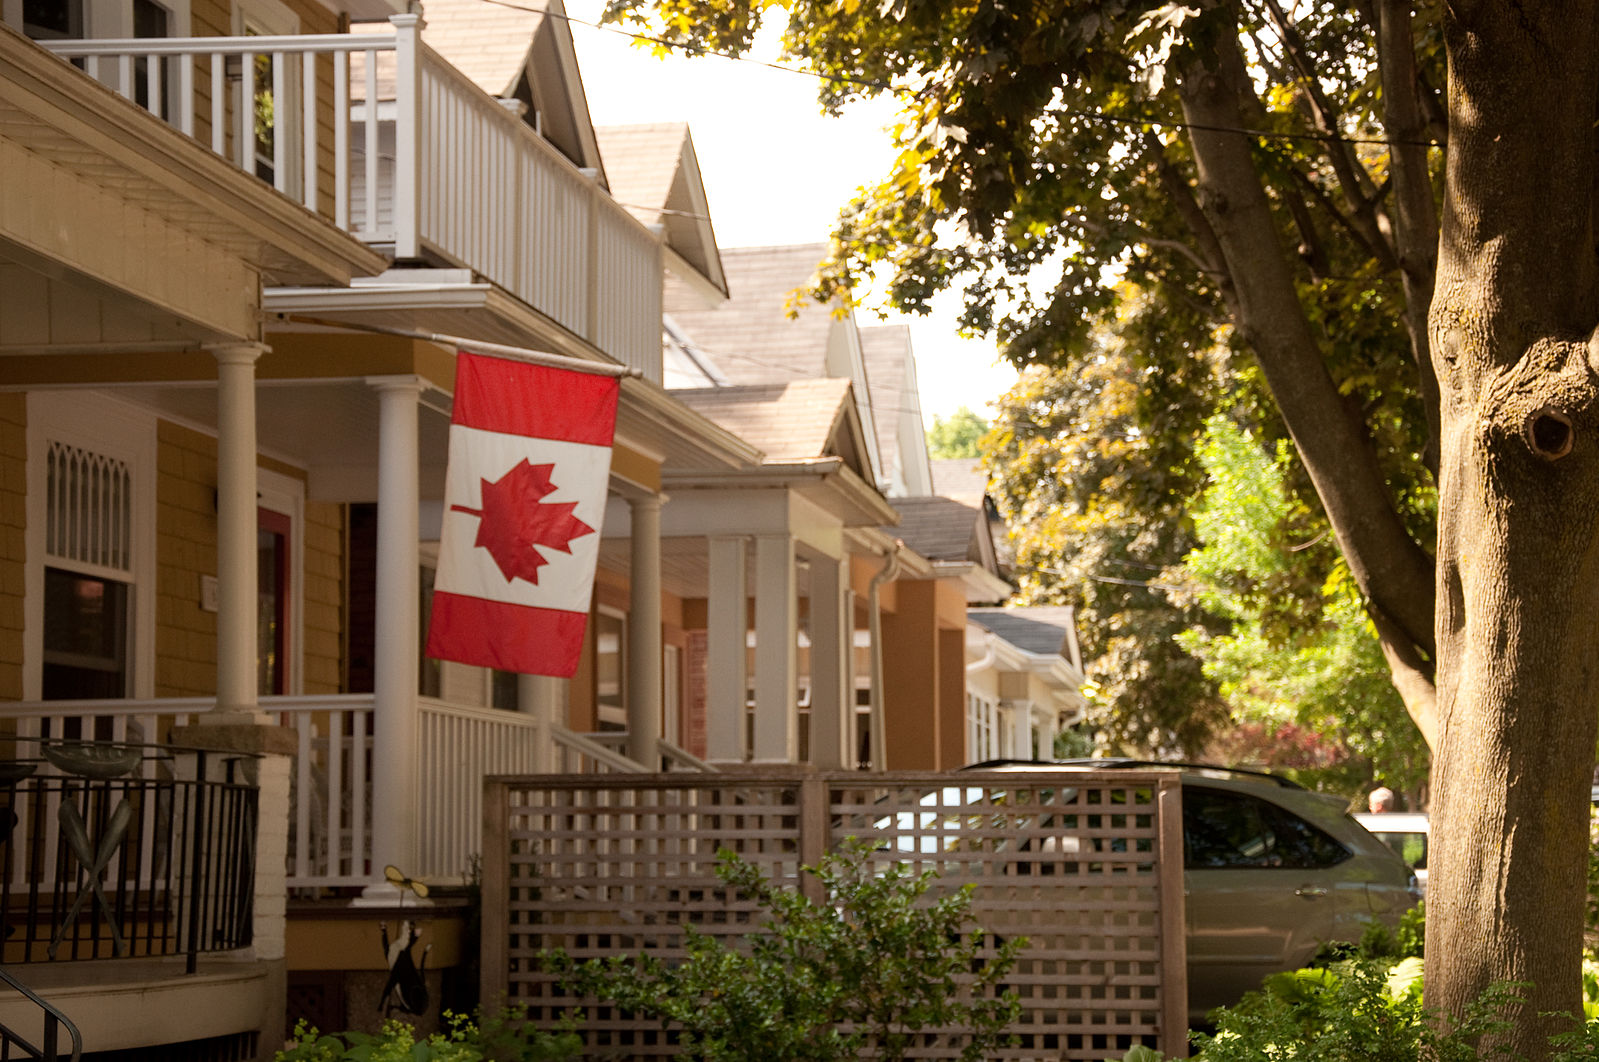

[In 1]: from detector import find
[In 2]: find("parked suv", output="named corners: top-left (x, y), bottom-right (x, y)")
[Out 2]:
top-left (966, 759), bottom-right (1421, 1020)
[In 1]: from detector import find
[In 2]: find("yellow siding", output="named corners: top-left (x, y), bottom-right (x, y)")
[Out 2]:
top-left (156, 421), bottom-right (220, 697)
top-left (303, 499), bottom-right (344, 694)
top-left (0, 395), bottom-right (24, 701)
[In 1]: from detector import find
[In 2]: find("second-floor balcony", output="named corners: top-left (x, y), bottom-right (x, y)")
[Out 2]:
top-left (38, 17), bottom-right (663, 381)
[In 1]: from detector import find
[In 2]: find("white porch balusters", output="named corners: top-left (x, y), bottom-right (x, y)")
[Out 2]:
top-left (210, 343), bottom-right (268, 720)
top-left (753, 534), bottom-right (798, 762)
top-left (807, 554), bottom-right (852, 769)
top-left (362, 376), bottom-right (424, 903)
top-left (626, 494), bottom-right (663, 769)
top-left (705, 536), bottom-right (748, 762)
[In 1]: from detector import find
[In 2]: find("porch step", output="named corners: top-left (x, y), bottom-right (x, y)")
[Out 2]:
top-left (0, 957), bottom-right (270, 1056)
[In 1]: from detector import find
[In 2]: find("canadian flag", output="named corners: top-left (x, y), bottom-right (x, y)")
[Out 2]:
top-left (425, 351), bottom-right (619, 677)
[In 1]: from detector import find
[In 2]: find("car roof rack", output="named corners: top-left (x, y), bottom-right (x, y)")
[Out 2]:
top-left (962, 757), bottom-right (1306, 790)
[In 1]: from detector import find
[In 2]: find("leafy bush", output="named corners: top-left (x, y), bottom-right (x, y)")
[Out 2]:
top-left (544, 839), bottom-right (1024, 1062)
top-left (276, 1007), bottom-right (581, 1062)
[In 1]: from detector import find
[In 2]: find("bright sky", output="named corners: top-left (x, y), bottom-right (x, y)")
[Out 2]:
top-left (561, 2), bottom-right (1018, 426)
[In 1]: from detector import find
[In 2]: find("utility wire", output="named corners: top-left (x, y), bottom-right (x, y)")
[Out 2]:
top-left (481, 0), bottom-right (1443, 151)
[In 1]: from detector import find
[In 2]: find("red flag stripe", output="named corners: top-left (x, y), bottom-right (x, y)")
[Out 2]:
top-left (425, 591), bottom-right (589, 678)
top-left (452, 351), bottom-right (620, 446)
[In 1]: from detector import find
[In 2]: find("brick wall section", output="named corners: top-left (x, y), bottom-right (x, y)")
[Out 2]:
top-left (302, 500), bottom-right (344, 695)
top-left (0, 395), bottom-right (25, 701)
top-left (156, 421), bottom-right (220, 697)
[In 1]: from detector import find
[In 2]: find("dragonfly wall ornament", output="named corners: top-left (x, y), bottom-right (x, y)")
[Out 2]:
top-left (377, 865), bottom-right (431, 1017)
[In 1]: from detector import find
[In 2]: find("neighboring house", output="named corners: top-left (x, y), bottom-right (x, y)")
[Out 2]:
top-left (966, 606), bottom-right (1090, 761)
top-left (859, 325), bottom-right (934, 498)
top-left (1, 0), bottom-right (391, 1052)
top-left (664, 246), bottom-right (1018, 770)
top-left (0, 0), bottom-right (990, 1051)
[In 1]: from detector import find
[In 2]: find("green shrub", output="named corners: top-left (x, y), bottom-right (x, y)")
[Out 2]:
top-left (543, 838), bottom-right (1024, 1062)
top-left (276, 1007), bottom-right (581, 1062)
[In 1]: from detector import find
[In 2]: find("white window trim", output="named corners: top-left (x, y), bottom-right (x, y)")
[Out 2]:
top-left (257, 467), bottom-right (304, 697)
top-left (595, 604), bottom-right (627, 728)
top-left (233, 0), bottom-right (302, 195)
top-left (24, 391), bottom-right (157, 701)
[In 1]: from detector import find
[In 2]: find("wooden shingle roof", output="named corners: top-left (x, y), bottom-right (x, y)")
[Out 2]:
top-left (663, 244), bottom-right (836, 384)
top-left (673, 378), bottom-right (855, 461)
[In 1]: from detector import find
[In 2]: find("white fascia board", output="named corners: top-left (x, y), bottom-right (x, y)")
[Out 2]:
top-left (665, 245), bottom-right (728, 304)
top-left (929, 560), bottom-right (1012, 604)
top-left (264, 281), bottom-right (493, 312)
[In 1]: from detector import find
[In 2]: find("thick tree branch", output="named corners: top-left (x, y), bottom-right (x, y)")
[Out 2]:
top-left (1143, 133), bottom-right (1239, 315)
top-left (1373, 0), bottom-right (1442, 477)
top-left (1175, 10), bottom-right (1437, 657)
top-left (1369, 608), bottom-right (1437, 748)
top-left (1260, 0), bottom-right (1395, 262)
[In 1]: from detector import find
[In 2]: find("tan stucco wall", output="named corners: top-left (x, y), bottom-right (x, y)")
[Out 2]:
top-left (881, 579), bottom-right (940, 770)
top-left (0, 394), bottom-right (24, 701)
top-left (938, 626), bottom-right (965, 766)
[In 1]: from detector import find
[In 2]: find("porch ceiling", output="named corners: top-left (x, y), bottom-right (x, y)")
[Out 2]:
top-left (599, 535), bottom-right (713, 600)
top-left (105, 378), bottom-right (453, 502)
top-left (266, 294), bottom-right (764, 477)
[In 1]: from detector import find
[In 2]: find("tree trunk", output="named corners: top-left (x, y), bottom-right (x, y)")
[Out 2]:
top-left (1426, 2), bottom-right (1599, 1054)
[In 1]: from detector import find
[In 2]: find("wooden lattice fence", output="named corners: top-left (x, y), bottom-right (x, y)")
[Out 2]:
top-left (480, 769), bottom-right (1188, 1059)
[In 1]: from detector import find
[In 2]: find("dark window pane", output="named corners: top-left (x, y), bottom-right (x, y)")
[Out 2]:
top-left (418, 564), bottom-right (440, 698)
top-left (258, 522), bottom-right (287, 696)
top-left (491, 670), bottom-right (518, 711)
top-left (133, 0), bottom-right (167, 36)
top-left (1266, 806), bottom-right (1351, 868)
top-left (22, 0), bottom-right (82, 39)
top-left (42, 567), bottom-right (128, 699)
top-left (1183, 787), bottom-right (1278, 868)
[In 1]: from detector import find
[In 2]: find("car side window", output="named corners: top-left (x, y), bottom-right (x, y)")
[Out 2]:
top-left (1184, 786), bottom-right (1350, 869)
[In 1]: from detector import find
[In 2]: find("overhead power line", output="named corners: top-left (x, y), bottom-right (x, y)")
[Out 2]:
top-left (475, 0), bottom-right (1442, 151)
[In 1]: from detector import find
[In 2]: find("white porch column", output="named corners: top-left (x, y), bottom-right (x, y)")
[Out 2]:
top-left (807, 553), bottom-right (851, 768)
top-left (365, 377), bottom-right (423, 896)
top-left (753, 534), bottom-right (797, 762)
top-left (1009, 701), bottom-right (1033, 760)
top-left (518, 675), bottom-right (563, 772)
top-left (706, 536), bottom-right (747, 762)
top-left (211, 343), bottom-right (268, 719)
top-left (626, 494), bottom-right (663, 768)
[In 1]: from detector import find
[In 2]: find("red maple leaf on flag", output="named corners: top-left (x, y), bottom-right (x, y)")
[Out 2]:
top-left (450, 459), bottom-right (595, 585)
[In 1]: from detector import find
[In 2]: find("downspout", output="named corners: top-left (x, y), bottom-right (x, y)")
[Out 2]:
top-left (867, 540), bottom-right (904, 770)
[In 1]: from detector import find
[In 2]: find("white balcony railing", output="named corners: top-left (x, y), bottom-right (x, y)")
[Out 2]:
top-left (40, 18), bottom-right (664, 381)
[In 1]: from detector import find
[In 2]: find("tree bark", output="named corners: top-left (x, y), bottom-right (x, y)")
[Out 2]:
top-left (1174, 12), bottom-right (1439, 662)
top-left (1427, 2), bottom-right (1599, 1055)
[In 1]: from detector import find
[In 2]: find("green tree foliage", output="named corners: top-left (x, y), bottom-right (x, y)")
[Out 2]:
top-left (601, 0), bottom-right (1599, 1047)
top-left (925, 406), bottom-right (988, 459)
top-left (983, 292), bottom-right (1230, 756)
top-left (1171, 415), bottom-right (1429, 796)
top-left (544, 841), bottom-right (1023, 1062)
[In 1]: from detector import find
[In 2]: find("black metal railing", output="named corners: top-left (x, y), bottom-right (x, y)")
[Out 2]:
top-left (0, 741), bottom-right (258, 974)
top-left (0, 965), bottom-right (81, 1061)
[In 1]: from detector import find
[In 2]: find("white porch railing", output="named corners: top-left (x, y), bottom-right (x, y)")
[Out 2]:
top-left (39, 19), bottom-right (664, 381)
top-left (1, 696), bottom-right (688, 889)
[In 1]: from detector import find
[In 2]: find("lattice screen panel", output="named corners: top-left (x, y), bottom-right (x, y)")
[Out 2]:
top-left (482, 770), bottom-right (1186, 1060)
